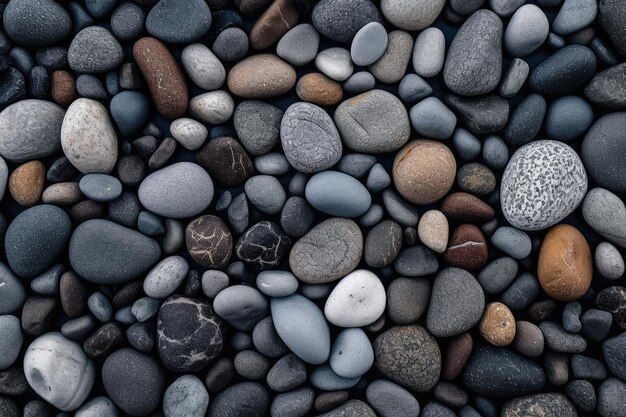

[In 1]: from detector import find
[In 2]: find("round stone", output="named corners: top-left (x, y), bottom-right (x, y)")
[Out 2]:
top-left (0, 263), bottom-right (26, 314)
top-left (305, 171), bottom-right (371, 218)
top-left (538, 224), bottom-right (592, 301)
top-left (364, 220), bottom-right (402, 268)
top-left (235, 221), bottom-right (291, 270)
top-left (256, 271), bottom-right (299, 297)
top-left (374, 325), bottom-right (441, 392)
top-left (170, 118), bottom-right (208, 151)
top-left (146, 0), bottom-right (211, 44)
top-left (24, 333), bottom-right (95, 411)
top-left (0, 315), bottom-right (22, 370)
top-left (351, 22), bottom-right (388, 66)
top-left (330, 328), bottom-right (374, 378)
top-left (502, 393), bottom-right (577, 417)
top-left (68, 27), bottom-right (122, 73)
top-left (324, 269), bottom-right (386, 327)
top-left (479, 302), bottom-right (516, 346)
top-left (366, 379), bottom-right (420, 417)
top-left (529, 45), bottom-right (597, 95)
top-left (111, 2), bottom-right (145, 41)
top-left (212, 27), bottom-right (249, 63)
top-left (143, 256), bottom-right (188, 299)
top-left (157, 295), bottom-right (222, 371)
top-left (227, 54), bottom-right (296, 98)
top-left (413, 27), bottom-right (446, 78)
top-left (545, 96), bottom-right (594, 141)
top-left (418, 210), bottom-right (449, 253)
top-left (207, 382), bottom-right (269, 417)
top-left (181, 43), bottom-right (225, 91)
top-left (163, 375), bottom-right (208, 417)
top-left (234, 100), bottom-right (282, 156)
top-left (315, 47), bottom-right (353, 81)
top-left (277, 23), bottom-right (320, 66)
top-left (582, 112), bottom-right (626, 193)
top-left (185, 215), bottom-right (233, 269)
top-left (596, 242), bottom-right (625, 280)
top-left (501, 140), bottom-right (587, 231)
top-left (3, 0), bottom-right (71, 47)
top-left (9, 160), bottom-right (45, 207)
top-left (393, 140), bottom-right (456, 205)
top-left (281, 102), bottom-right (342, 173)
top-left (504, 5), bottom-right (549, 57)
top-left (381, 0), bottom-right (445, 31)
top-left (79, 174), bottom-right (122, 202)
top-left (245, 175), bottom-right (286, 215)
top-left (196, 136), bottom-right (253, 187)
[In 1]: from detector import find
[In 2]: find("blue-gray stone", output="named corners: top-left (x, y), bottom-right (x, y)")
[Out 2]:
top-left (409, 97), bottom-right (456, 140)
top-left (330, 328), bottom-right (374, 378)
top-left (3, 0), bottom-right (71, 47)
top-left (207, 382), bottom-right (269, 417)
top-left (146, 0), bottom-right (212, 44)
top-left (582, 113), bottom-right (626, 193)
top-left (163, 375), bottom-right (208, 417)
top-left (343, 71), bottom-right (376, 94)
top-left (351, 22), bottom-right (388, 66)
top-left (131, 297), bottom-right (160, 322)
top-left (366, 379), bottom-right (420, 417)
top-left (0, 315), bottom-right (22, 370)
top-left (382, 189), bottom-right (419, 227)
top-left (137, 211), bottom-right (165, 236)
top-left (529, 45), bottom-right (597, 95)
top-left (254, 153), bottom-right (290, 176)
top-left (88, 292), bottom-right (113, 322)
top-left (305, 171), bottom-right (371, 218)
top-left (110, 91), bottom-right (150, 136)
top-left (478, 257), bottom-right (518, 294)
top-left (277, 23), bottom-right (320, 67)
top-left (76, 75), bottom-right (107, 99)
top-left (502, 272), bottom-right (539, 311)
top-left (213, 285), bottom-right (268, 331)
top-left (598, 378), bottom-right (626, 417)
top-left (581, 308), bottom-right (612, 342)
top-left (312, 0), bottom-right (382, 44)
top-left (111, 2), bottom-right (145, 41)
top-left (5, 205), bottom-right (71, 278)
top-left (79, 174), bottom-right (123, 202)
top-left (212, 27), bottom-right (249, 63)
top-left (30, 264), bottom-right (64, 295)
top-left (393, 246), bottom-right (439, 277)
top-left (366, 163), bottom-right (391, 193)
top-left (310, 364), bottom-right (360, 391)
top-left (553, 0), bottom-right (597, 36)
top-left (271, 294), bottom-right (330, 365)
top-left (9, 47), bottom-right (34, 74)
top-left (69, 219), bottom-right (161, 284)
top-left (69, 2), bottom-right (95, 33)
top-left (482, 136), bottom-right (509, 170)
top-left (452, 128), bottom-right (481, 161)
top-left (251, 317), bottom-right (288, 359)
top-left (398, 74), bottom-right (432, 103)
top-left (504, 93), bottom-right (546, 146)
top-left (562, 301), bottom-right (582, 333)
top-left (337, 153), bottom-right (377, 178)
top-left (603, 332), bottom-right (626, 381)
top-left (271, 387), bottom-right (314, 417)
top-left (491, 226), bottom-right (532, 259)
top-left (539, 321), bottom-right (587, 353)
top-left (0, 262), bottom-right (26, 314)
top-left (504, 5), bottom-right (549, 57)
top-left (114, 307), bottom-right (136, 325)
top-left (29, 66), bottom-right (48, 100)
top-left (256, 271), bottom-right (298, 297)
top-left (105, 72), bottom-right (119, 96)
top-left (85, 0), bottom-right (117, 18)
top-left (68, 27), bottom-right (123, 73)
top-left (245, 175), bottom-right (286, 215)
top-left (545, 96), bottom-right (594, 141)
top-left (74, 396), bottom-right (118, 417)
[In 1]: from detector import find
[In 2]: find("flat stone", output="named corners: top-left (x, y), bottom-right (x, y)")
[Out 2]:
top-left (545, 95), bottom-right (594, 141)
top-left (553, 0), bottom-right (597, 36)
top-left (351, 22), bottom-right (387, 66)
top-left (446, 94), bottom-right (509, 135)
top-left (249, 0), bottom-right (299, 50)
top-left (207, 382), bottom-right (269, 417)
top-left (582, 112), bottom-right (626, 193)
top-left (296, 73), bottom-right (343, 106)
top-left (214, 285), bottom-right (268, 331)
top-left (504, 93), bottom-right (545, 145)
top-left (277, 23), bottom-right (320, 66)
top-left (330, 328), bottom-right (374, 378)
top-left (196, 136), bottom-right (253, 187)
top-left (582, 188), bottom-right (626, 248)
top-left (0, 263), bottom-right (26, 314)
top-left (234, 100), bottom-right (283, 155)
top-left (325, 269), bottom-right (385, 327)
top-left (227, 54), bottom-right (296, 98)
top-left (315, 47), bottom-right (353, 81)
top-left (585, 63), bottom-right (626, 109)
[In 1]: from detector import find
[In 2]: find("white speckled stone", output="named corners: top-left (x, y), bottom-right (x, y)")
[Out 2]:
top-left (501, 140), bottom-right (587, 231)
top-left (181, 43), bottom-right (226, 91)
top-left (324, 269), bottom-right (386, 327)
top-left (24, 332), bottom-right (95, 411)
top-left (188, 90), bottom-right (234, 124)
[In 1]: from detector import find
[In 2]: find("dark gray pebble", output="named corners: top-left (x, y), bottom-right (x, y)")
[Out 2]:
top-left (529, 45), bottom-right (597, 95)
top-left (504, 93), bottom-right (546, 145)
top-left (146, 0), bottom-right (212, 44)
top-left (312, 0), bottom-right (382, 44)
top-left (446, 94), bottom-right (509, 134)
top-left (207, 382), bottom-right (269, 417)
top-left (3, 0), bottom-right (71, 47)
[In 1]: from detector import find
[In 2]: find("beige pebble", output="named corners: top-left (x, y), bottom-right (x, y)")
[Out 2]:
top-left (479, 302), bottom-right (516, 346)
top-left (418, 210), bottom-right (449, 253)
top-left (42, 182), bottom-right (82, 206)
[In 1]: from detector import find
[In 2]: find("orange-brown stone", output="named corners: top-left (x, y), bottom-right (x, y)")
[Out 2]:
top-left (440, 192), bottom-right (495, 224)
top-left (51, 70), bottom-right (77, 107)
top-left (227, 54), bottom-right (296, 98)
top-left (249, 0), bottom-right (299, 50)
top-left (480, 302), bottom-right (516, 347)
top-left (296, 73), bottom-right (343, 106)
top-left (9, 160), bottom-right (45, 206)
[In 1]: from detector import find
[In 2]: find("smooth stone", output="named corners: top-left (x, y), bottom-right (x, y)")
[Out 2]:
top-left (545, 96), bottom-right (594, 141)
top-left (553, 0), bottom-right (597, 35)
top-left (181, 44), bottom-right (224, 91)
top-left (234, 100), bottom-right (282, 155)
top-left (289, 218), bottom-right (362, 284)
top-left (317, 400), bottom-right (376, 417)
top-left (252, 317), bottom-right (288, 359)
top-left (208, 382), bottom-right (269, 417)
top-left (88, 292), bottom-right (113, 322)
top-left (427, 267), bottom-right (485, 337)
top-left (277, 23), bottom-right (320, 66)
top-left (492, 227), bottom-right (532, 259)
top-left (0, 263), bottom-right (26, 314)
top-left (68, 27), bottom-right (122, 73)
top-left (280, 196), bottom-right (314, 238)
top-left (3, 0), bottom-right (71, 46)
top-left (245, 175), bottom-right (286, 215)
top-left (0, 99), bottom-right (64, 162)
top-left (138, 162), bottom-right (213, 218)
top-left (365, 220), bottom-right (402, 267)
top-left (582, 113), bottom-right (626, 192)
top-left (582, 188), bottom-right (626, 247)
top-left (24, 333), bottom-right (95, 411)
top-left (281, 102), bottom-right (342, 173)
top-left (410, 97), bottom-right (456, 139)
top-left (504, 5), bottom-right (549, 57)
top-left (111, 2), bottom-right (145, 41)
top-left (131, 297), bottom-right (160, 322)
top-left (366, 163), bottom-right (391, 193)
top-left (196, 136), bottom-right (253, 187)
top-left (74, 396), bottom-right (118, 417)
top-left (600, 0), bottom-right (626, 57)
top-left (315, 47), bottom-right (353, 82)
top-left (266, 353), bottom-right (306, 392)
top-left (478, 257), bottom-right (518, 294)
top-left (387, 277), bottom-right (430, 324)
top-left (490, 0), bottom-right (525, 16)
top-left (513, 321), bottom-right (545, 357)
top-left (305, 171), bottom-right (371, 217)
top-left (109, 91), bottom-right (150, 136)
top-left (312, 0), bottom-right (382, 43)
top-left (351, 22), bottom-right (387, 66)
top-left (325, 269), bottom-right (385, 327)
top-left (480, 302), bottom-right (516, 346)
top-left (501, 141), bottom-right (587, 231)
top-left (374, 325), bottom-right (441, 392)
top-left (413, 27), bottom-right (445, 77)
top-left (381, 0), bottom-right (445, 31)
top-left (366, 379), bottom-right (420, 417)
top-left (249, 0), bottom-right (299, 51)
top-left (310, 364), bottom-right (360, 391)
top-left (255, 153), bottom-right (291, 176)
top-left (530, 45), bottom-right (597, 95)
top-left (79, 174), bottom-right (122, 202)
top-left (334, 90), bottom-right (410, 153)
top-left (61, 98), bottom-right (117, 174)
top-left (398, 74), bottom-right (432, 103)
top-left (213, 285), bottom-right (268, 332)
top-left (146, 0), bottom-right (211, 43)
top-left (446, 94), bottom-right (509, 135)
top-left (296, 72), bottom-right (343, 106)
top-left (343, 71), bottom-right (376, 93)
top-left (566, 380), bottom-right (596, 412)
top-left (502, 393), bottom-right (577, 417)
top-left (463, 344), bottom-right (545, 397)
top-left (393, 246), bottom-right (439, 277)
top-left (69, 219), bottom-right (161, 284)
top-left (143, 256), bottom-right (188, 298)
top-left (228, 193), bottom-right (249, 235)
top-left (271, 387), bottom-right (314, 417)
top-left (337, 153), bottom-right (377, 178)
top-left (380, 190), bottom-right (417, 227)
top-left (369, 30), bottom-right (412, 84)
top-left (596, 242), bottom-right (625, 279)
top-left (227, 54), bottom-right (296, 98)
top-left (443, 10), bottom-right (503, 96)
top-left (102, 348), bottom-right (164, 416)
top-left (329, 328), bottom-right (373, 378)
top-left (212, 27), bottom-right (249, 63)
top-left (0, 67), bottom-right (26, 105)
top-left (201, 270), bottom-right (229, 298)
top-left (604, 332), bottom-right (626, 383)
top-left (452, 128), bottom-right (481, 161)
top-left (581, 308), bottom-right (613, 342)
top-left (256, 271), bottom-right (298, 297)
top-left (540, 321), bottom-right (587, 353)
top-left (271, 294), bottom-right (330, 365)
top-left (0, 315), bottom-right (22, 370)
top-left (504, 93), bottom-right (546, 145)
top-left (5, 205), bottom-right (71, 278)
top-left (585, 63), bottom-right (626, 109)
top-left (500, 58), bottom-right (530, 98)
top-left (169, 118), bottom-right (207, 151)
top-left (235, 221), bottom-right (291, 270)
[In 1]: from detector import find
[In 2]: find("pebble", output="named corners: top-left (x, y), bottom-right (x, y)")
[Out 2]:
top-left (305, 171), bottom-right (370, 217)
top-left (0, 99), bottom-right (64, 163)
top-left (410, 97), bottom-right (457, 139)
top-left (513, 321), bottom-right (545, 357)
top-left (213, 284), bottom-right (267, 331)
top-left (491, 226), bottom-right (532, 259)
top-left (74, 396), bottom-right (118, 417)
top-left (596, 242), bottom-right (624, 279)
top-left (581, 308), bottom-right (613, 342)
top-left (281, 102), bottom-right (342, 173)
top-left (109, 91), bottom-right (150, 136)
top-left (398, 74), bottom-right (432, 103)
top-left (280, 196), bottom-right (314, 238)
top-left (0, 263), bottom-right (26, 314)
top-left (500, 58), bottom-right (529, 98)
top-left (452, 128), bottom-right (482, 161)
top-left (138, 162), bottom-right (213, 218)
top-left (393, 246), bottom-right (439, 277)
top-left (315, 47), bottom-right (353, 81)
top-left (538, 224), bottom-right (592, 301)
top-left (252, 317), bottom-right (288, 358)
top-left (271, 387), bottom-right (314, 417)
top-left (444, 10), bottom-right (503, 96)
top-left (3, 0), bottom-right (71, 47)
top-left (387, 277), bottom-right (430, 324)
top-left (504, 93), bottom-right (546, 145)
top-left (324, 269), bottom-right (385, 327)
top-left (312, 0), bottom-right (382, 43)
top-left (245, 175), bottom-right (286, 214)
top-left (443, 224), bottom-right (488, 270)
top-left (381, 0), bottom-right (445, 31)
top-left (413, 27), bottom-right (445, 78)
top-left (502, 393), bottom-right (577, 417)
top-left (255, 152), bottom-right (290, 176)
top-left (366, 379), bottom-right (420, 417)
top-left (208, 382), bottom-right (269, 417)
top-left (235, 221), bottom-right (291, 270)
top-left (310, 364), bottom-right (359, 390)
top-left (501, 141), bottom-right (587, 231)
top-left (266, 353), bottom-right (307, 392)
top-left (146, 0), bottom-right (211, 43)
top-left (582, 188), bottom-right (626, 248)
top-left (277, 23), bottom-right (320, 66)
top-left (343, 71), bottom-right (376, 93)
top-left (545, 95), bottom-right (594, 141)
top-left (102, 348), bottom-right (164, 416)
top-left (540, 321), bottom-right (587, 353)
top-left (585, 63), bottom-right (626, 109)
top-left (329, 328), bottom-right (374, 378)
top-left (529, 45), bottom-right (597, 95)
top-left (289, 218), bottom-right (362, 284)
top-left (553, 0), bottom-right (597, 35)
top-left (24, 333), bottom-right (95, 411)
top-left (61, 98), bottom-right (117, 174)
top-left (227, 54), bottom-right (296, 98)
top-left (427, 267), bottom-right (485, 337)
top-left (9, 160), bottom-right (45, 206)
top-left (0, 315), bottom-right (22, 370)
top-left (204, 358), bottom-right (234, 393)
top-left (504, 5), bottom-right (549, 57)
top-left (271, 294), bottom-right (330, 365)
top-left (133, 37), bottom-right (188, 119)
top-left (351, 22), bottom-right (388, 66)
top-left (169, 118), bottom-right (207, 151)
top-left (335, 90), bottom-right (410, 153)
top-left (256, 271), bottom-right (298, 297)
top-left (364, 220), bottom-right (402, 267)
top-left (67, 27), bottom-right (122, 73)
top-left (143, 256), bottom-right (188, 298)
top-left (164, 376), bottom-right (209, 417)
top-left (582, 113), bottom-right (626, 193)
top-left (69, 219), bottom-right (161, 284)
top-left (368, 30), bottom-right (412, 84)
top-left (296, 73), bottom-right (343, 106)
top-left (249, 0), bottom-right (299, 51)
top-left (197, 136), bottom-right (253, 187)
top-left (212, 27), bottom-right (249, 62)
top-left (234, 100), bottom-right (282, 155)
top-left (79, 174), bottom-right (122, 202)
top-left (480, 302), bottom-right (516, 346)
top-left (111, 2), bottom-right (145, 41)
top-left (478, 257), bottom-right (518, 294)
top-left (374, 325), bottom-right (441, 392)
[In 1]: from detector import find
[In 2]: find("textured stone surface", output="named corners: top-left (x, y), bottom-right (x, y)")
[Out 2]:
top-left (186, 215), bottom-right (233, 269)
top-left (502, 393), bottom-right (577, 417)
top-left (235, 221), bottom-right (291, 270)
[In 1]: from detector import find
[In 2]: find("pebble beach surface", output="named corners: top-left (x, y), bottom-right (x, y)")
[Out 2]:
top-left (0, 0), bottom-right (625, 417)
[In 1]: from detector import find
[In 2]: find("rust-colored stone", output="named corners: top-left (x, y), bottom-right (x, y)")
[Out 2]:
top-left (296, 72), bottom-right (343, 106)
top-left (250, 0), bottom-right (299, 50)
top-left (51, 70), bottom-right (77, 107)
top-left (480, 302), bottom-right (516, 347)
top-left (440, 192), bottom-right (495, 224)
top-left (227, 54), bottom-right (296, 98)
top-left (9, 160), bottom-right (45, 206)
top-left (443, 224), bottom-right (488, 270)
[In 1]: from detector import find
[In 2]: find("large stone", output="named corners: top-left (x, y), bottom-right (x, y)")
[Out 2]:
top-left (502, 393), bottom-right (577, 417)
top-left (146, 0), bottom-right (211, 44)
top-left (599, 0), bottom-right (626, 58)
top-left (312, 0), bottom-right (382, 44)
top-left (68, 27), bottom-right (123, 73)
top-left (227, 54), bottom-right (296, 98)
top-left (3, 0), bottom-right (71, 47)
top-left (582, 112), bottom-right (626, 193)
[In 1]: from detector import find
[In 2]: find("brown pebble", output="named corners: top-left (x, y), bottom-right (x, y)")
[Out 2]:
top-left (51, 70), bottom-right (77, 107)
top-left (249, 0), bottom-right (299, 50)
top-left (456, 163), bottom-right (496, 196)
top-left (186, 215), bottom-right (233, 269)
top-left (442, 332), bottom-right (473, 381)
top-left (227, 54), bottom-right (296, 98)
top-left (296, 72), bottom-right (343, 106)
top-left (9, 160), bottom-right (45, 206)
top-left (41, 182), bottom-right (82, 206)
top-left (314, 391), bottom-right (349, 413)
top-left (392, 139), bottom-right (456, 205)
top-left (369, 30), bottom-right (413, 84)
top-left (196, 136), bottom-right (254, 187)
top-left (440, 192), bottom-right (495, 224)
top-left (538, 224), bottom-right (592, 301)
top-left (133, 37), bottom-right (188, 119)
top-left (70, 200), bottom-right (105, 223)
top-left (59, 271), bottom-right (88, 319)
top-left (443, 224), bottom-right (488, 270)
top-left (512, 320), bottom-right (544, 357)
top-left (479, 302), bottom-right (516, 347)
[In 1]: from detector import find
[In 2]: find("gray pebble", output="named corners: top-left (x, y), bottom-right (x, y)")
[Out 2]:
top-left (553, 0), bottom-right (597, 36)
top-left (145, 0), bottom-right (211, 44)
top-left (381, 0), bottom-right (445, 31)
top-left (571, 354), bottom-right (606, 379)
top-left (163, 375), bottom-right (208, 417)
top-left (315, 47), bottom-right (353, 81)
top-left (596, 242), bottom-right (625, 279)
top-left (546, 95), bottom-right (594, 141)
top-left (393, 246), bottom-right (439, 277)
top-left (79, 174), bottom-right (122, 203)
top-left (343, 71), bottom-right (376, 94)
top-left (452, 128), bottom-right (481, 161)
top-left (245, 175), bottom-right (286, 215)
top-left (228, 193), bottom-right (249, 235)
top-left (500, 58), bottom-right (529, 98)
top-left (598, 378), bottom-right (626, 417)
top-left (489, 0), bottom-right (525, 16)
top-left (366, 379), bottom-right (420, 417)
top-left (137, 211), bottom-right (165, 236)
top-left (74, 396), bottom-right (118, 417)
top-left (234, 350), bottom-right (271, 381)
top-left (478, 257), bottom-right (518, 294)
top-left (540, 321), bottom-right (587, 353)
top-left (131, 297), bottom-right (160, 323)
top-left (505, 93), bottom-right (546, 146)
top-left (351, 22), bottom-right (388, 66)
top-left (312, 0), bottom-right (382, 44)
top-left (234, 100), bottom-right (282, 156)
top-left (212, 28), bottom-right (249, 63)
top-left (409, 97), bottom-right (456, 140)
top-left (0, 315), bottom-right (22, 370)
top-left (582, 112), bottom-right (626, 193)
top-left (491, 226), bottom-right (532, 259)
top-left (143, 256), bottom-right (188, 299)
top-left (504, 5), bottom-right (549, 57)
top-left (266, 353), bottom-right (307, 392)
top-left (398, 74), bottom-right (432, 103)
top-left (254, 153), bottom-right (290, 176)
top-left (447, 94), bottom-right (509, 134)
top-left (214, 285), bottom-right (268, 331)
top-left (68, 27), bottom-right (123, 73)
top-left (201, 270), bottom-right (229, 299)
top-left (482, 135), bottom-right (509, 169)
top-left (252, 316), bottom-right (288, 358)
top-left (530, 45), bottom-right (597, 95)
top-left (584, 63), bottom-right (626, 109)
top-left (382, 189), bottom-right (419, 226)
top-left (0, 262), bottom-right (26, 314)
top-left (366, 163), bottom-right (391, 192)
top-left (359, 204), bottom-right (384, 228)
top-left (305, 171), bottom-right (371, 218)
top-left (337, 153), bottom-right (377, 178)
top-left (30, 264), bottom-right (64, 296)
top-left (277, 23), bottom-right (319, 66)
top-left (329, 328), bottom-right (373, 378)
top-left (271, 387), bottom-right (314, 417)
top-left (310, 364), bottom-right (359, 391)
top-left (387, 277), bottom-right (430, 324)
top-left (3, 0), bottom-right (71, 47)
top-left (581, 308), bottom-right (612, 342)
top-left (288, 172), bottom-right (308, 196)
top-left (413, 27), bottom-right (445, 78)
top-left (562, 301), bottom-right (582, 333)
top-left (87, 292), bottom-right (113, 322)
top-left (565, 380), bottom-right (596, 412)
top-left (111, 2), bottom-right (145, 41)
top-left (502, 273), bottom-right (540, 311)
top-left (280, 196), bottom-right (314, 239)
top-left (583, 188), bottom-right (626, 247)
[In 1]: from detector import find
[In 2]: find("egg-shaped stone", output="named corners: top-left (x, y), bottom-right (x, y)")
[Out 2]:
top-left (305, 171), bottom-right (371, 218)
top-left (325, 269), bottom-right (386, 327)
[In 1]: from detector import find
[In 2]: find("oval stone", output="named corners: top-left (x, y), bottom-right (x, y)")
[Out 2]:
top-left (227, 54), bottom-right (296, 98)
top-left (24, 333), bottom-right (95, 411)
top-left (330, 328), bottom-right (374, 378)
top-left (289, 218), bottom-right (363, 284)
top-left (502, 393), bottom-right (577, 417)
top-left (305, 171), bottom-right (371, 218)
top-left (281, 102), bottom-right (342, 173)
top-left (69, 219), bottom-right (161, 284)
top-left (3, 0), bottom-right (71, 47)
top-left (186, 215), bottom-right (232, 269)
top-left (146, 0), bottom-right (211, 44)
top-left (501, 140), bottom-right (587, 231)
top-left (312, 0), bottom-right (382, 43)
top-left (529, 45), bottom-right (597, 95)
top-left (0, 99), bottom-right (64, 163)
top-left (68, 27), bottom-right (123, 73)
top-left (138, 162), bottom-right (213, 219)
top-left (325, 269), bottom-right (386, 327)
top-left (271, 294), bottom-right (331, 365)
top-left (582, 112), bottom-right (626, 193)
